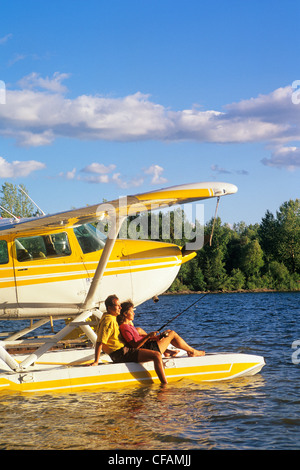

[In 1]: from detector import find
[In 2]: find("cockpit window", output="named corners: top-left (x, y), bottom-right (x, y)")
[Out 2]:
top-left (73, 223), bottom-right (106, 254)
top-left (15, 232), bottom-right (71, 262)
top-left (0, 240), bottom-right (9, 264)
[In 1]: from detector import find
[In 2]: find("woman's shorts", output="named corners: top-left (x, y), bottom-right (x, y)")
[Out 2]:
top-left (110, 346), bottom-right (139, 363)
top-left (141, 340), bottom-right (161, 353)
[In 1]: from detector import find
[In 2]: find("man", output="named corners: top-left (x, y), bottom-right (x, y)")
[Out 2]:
top-left (90, 294), bottom-right (167, 384)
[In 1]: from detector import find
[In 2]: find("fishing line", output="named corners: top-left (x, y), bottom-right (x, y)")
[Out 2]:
top-left (158, 292), bottom-right (208, 332)
top-left (209, 196), bottom-right (220, 246)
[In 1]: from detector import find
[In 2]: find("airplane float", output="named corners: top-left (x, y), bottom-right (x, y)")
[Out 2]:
top-left (0, 182), bottom-right (265, 393)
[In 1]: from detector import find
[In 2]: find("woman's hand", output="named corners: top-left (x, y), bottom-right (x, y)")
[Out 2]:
top-left (147, 331), bottom-right (159, 340)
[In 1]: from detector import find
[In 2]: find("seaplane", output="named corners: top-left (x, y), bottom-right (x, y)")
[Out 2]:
top-left (0, 182), bottom-right (265, 393)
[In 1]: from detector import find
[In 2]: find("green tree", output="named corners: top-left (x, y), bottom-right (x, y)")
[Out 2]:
top-left (200, 218), bottom-right (232, 290)
top-left (201, 247), bottom-right (228, 291)
top-left (276, 199), bottom-right (300, 273)
top-left (259, 199), bottom-right (300, 274)
top-left (258, 210), bottom-right (278, 264)
top-left (268, 261), bottom-right (290, 290)
top-left (229, 268), bottom-right (246, 290)
top-left (188, 259), bottom-right (206, 291)
top-left (240, 238), bottom-right (264, 278)
top-left (0, 182), bottom-right (36, 218)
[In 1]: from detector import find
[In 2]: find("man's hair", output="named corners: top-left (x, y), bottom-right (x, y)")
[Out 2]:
top-left (105, 294), bottom-right (119, 310)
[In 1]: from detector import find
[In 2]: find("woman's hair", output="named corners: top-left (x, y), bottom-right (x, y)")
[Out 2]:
top-left (117, 300), bottom-right (134, 325)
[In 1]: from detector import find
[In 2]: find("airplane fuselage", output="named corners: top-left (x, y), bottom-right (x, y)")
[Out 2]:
top-left (0, 223), bottom-right (194, 319)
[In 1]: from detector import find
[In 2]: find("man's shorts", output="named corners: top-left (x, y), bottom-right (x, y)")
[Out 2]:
top-left (110, 346), bottom-right (139, 363)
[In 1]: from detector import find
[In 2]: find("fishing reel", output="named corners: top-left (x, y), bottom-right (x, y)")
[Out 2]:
top-left (159, 331), bottom-right (169, 339)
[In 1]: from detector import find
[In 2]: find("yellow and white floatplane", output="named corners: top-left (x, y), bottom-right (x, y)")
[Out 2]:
top-left (0, 182), bottom-right (265, 394)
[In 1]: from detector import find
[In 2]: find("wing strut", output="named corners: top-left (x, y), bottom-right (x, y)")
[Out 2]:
top-left (82, 215), bottom-right (126, 311)
top-left (1, 214), bottom-right (127, 372)
top-left (209, 196), bottom-right (220, 246)
top-left (17, 310), bottom-right (98, 370)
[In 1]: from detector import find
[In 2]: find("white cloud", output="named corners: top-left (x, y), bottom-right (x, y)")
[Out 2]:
top-left (0, 33), bottom-right (13, 45)
top-left (0, 156), bottom-right (45, 178)
top-left (144, 164), bottom-right (167, 184)
top-left (14, 130), bottom-right (55, 147)
top-left (79, 162), bottom-right (117, 184)
top-left (211, 164), bottom-right (231, 174)
top-left (60, 160), bottom-right (168, 189)
top-left (80, 173), bottom-right (110, 184)
top-left (262, 146), bottom-right (300, 171)
top-left (8, 54), bottom-right (27, 67)
top-left (79, 162), bottom-right (145, 188)
top-left (112, 172), bottom-right (145, 189)
top-left (211, 164), bottom-right (249, 176)
top-left (18, 72), bottom-right (70, 93)
top-left (111, 172), bottom-right (128, 188)
top-left (59, 167), bottom-right (77, 180)
top-left (82, 163), bottom-right (116, 174)
top-left (1, 74), bottom-right (300, 169)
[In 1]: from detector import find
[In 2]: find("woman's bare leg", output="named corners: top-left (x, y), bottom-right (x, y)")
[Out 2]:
top-left (163, 348), bottom-right (180, 357)
top-left (158, 330), bottom-right (205, 356)
top-left (137, 349), bottom-right (167, 384)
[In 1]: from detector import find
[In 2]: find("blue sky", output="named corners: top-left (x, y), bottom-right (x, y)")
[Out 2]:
top-left (0, 0), bottom-right (299, 226)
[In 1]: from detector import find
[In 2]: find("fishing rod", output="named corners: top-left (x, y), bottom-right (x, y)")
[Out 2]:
top-left (158, 293), bottom-right (208, 333)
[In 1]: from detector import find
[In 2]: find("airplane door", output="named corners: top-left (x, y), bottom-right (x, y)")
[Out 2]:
top-left (0, 237), bottom-right (18, 318)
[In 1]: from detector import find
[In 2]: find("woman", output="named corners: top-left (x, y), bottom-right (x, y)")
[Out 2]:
top-left (118, 301), bottom-right (205, 357)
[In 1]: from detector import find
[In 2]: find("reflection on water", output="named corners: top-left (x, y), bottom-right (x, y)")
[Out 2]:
top-left (0, 292), bottom-right (300, 450)
top-left (0, 375), bottom-right (266, 450)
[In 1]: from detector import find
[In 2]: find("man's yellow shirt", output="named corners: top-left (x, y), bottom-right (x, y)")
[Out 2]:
top-left (97, 313), bottom-right (125, 354)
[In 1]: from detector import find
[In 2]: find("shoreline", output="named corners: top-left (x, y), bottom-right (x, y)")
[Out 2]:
top-left (163, 288), bottom-right (300, 295)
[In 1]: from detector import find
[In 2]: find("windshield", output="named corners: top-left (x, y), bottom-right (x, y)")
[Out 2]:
top-left (73, 223), bottom-right (107, 254)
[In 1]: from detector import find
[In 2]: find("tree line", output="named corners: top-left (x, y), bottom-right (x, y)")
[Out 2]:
top-left (1, 182), bottom-right (299, 292)
top-left (169, 199), bottom-right (300, 292)
top-left (120, 198), bottom-right (300, 292)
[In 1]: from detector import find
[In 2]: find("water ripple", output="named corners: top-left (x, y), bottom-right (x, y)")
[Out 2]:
top-left (0, 292), bottom-right (300, 450)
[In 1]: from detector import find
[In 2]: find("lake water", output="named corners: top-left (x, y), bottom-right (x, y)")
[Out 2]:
top-left (0, 291), bottom-right (300, 451)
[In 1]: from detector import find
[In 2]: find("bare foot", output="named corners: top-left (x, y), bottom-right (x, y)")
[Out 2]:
top-left (164, 349), bottom-right (180, 358)
top-left (187, 349), bottom-right (205, 357)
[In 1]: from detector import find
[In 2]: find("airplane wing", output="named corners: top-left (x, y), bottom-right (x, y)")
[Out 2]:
top-left (0, 181), bottom-right (237, 235)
